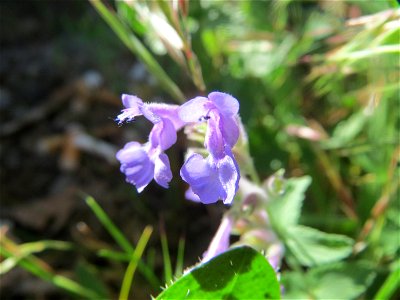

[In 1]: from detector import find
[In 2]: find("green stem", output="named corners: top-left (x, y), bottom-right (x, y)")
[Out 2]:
top-left (85, 196), bottom-right (160, 288)
top-left (119, 226), bottom-right (153, 300)
top-left (89, 0), bottom-right (185, 103)
top-left (1, 243), bottom-right (100, 299)
top-left (85, 196), bottom-right (134, 254)
top-left (160, 224), bottom-right (173, 283)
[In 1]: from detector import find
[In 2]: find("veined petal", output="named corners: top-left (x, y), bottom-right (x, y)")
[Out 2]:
top-left (178, 96), bottom-right (211, 123)
top-left (117, 95), bottom-right (144, 124)
top-left (141, 104), bottom-right (161, 124)
top-left (180, 153), bottom-right (225, 204)
top-left (149, 118), bottom-right (177, 151)
top-left (134, 162), bottom-right (155, 193)
top-left (217, 150), bottom-right (240, 204)
top-left (208, 92), bottom-right (239, 117)
top-left (205, 111), bottom-right (225, 159)
top-left (154, 153), bottom-right (172, 188)
top-left (147, 103), bottom-right (184, 130)
top-left (220, 115), bottom-right (240, 148)
top-left (116, 142), bottom-right (154, 193)
top-left (116, 142), bottom-right (146, 163)
top-left (122, 94), bottom-right (144, 109)
top-left (185, 187), bottom-right (201, 202)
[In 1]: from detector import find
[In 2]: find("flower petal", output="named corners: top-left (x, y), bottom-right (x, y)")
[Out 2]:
top-left (180, 153), bottom-right (225, 204)
top-left (117, 95), bottom-right (144, 124)
top-left (185, 187), bottom-right (201, 202)
top-left (202, 216), bottom-right (233, 262)
top-left (208, 92), bottom-right (239, 117)
top-left (220, 115), bottom-right (239, 148)
top-left (147, 103), bottom-right (184, 130)
top-left (217, 149), bottom-right (240, 204)
top-left (154, 153), bottom-right (172, 188)
top-left (116, 142), bottom-right (154, 192)
top-left (205, 111), bottom-right (225, 159)
top-left (134, 161), bottom-right (155, 193)
top-left (122, 94), bottom-right (144, 109)
top-left (149, 118), bottom-right (177, 151)
top-left (178, 96), bottom-right (210, 123)
top-left (116, 142), bottom-right (145, 164)
top-left (140, 104), bottom-right (161, 124)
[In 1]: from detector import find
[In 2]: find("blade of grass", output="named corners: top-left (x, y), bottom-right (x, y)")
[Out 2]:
top-left (89, 0), bottom-right (185, 103)
top-left (331, 45), bottom-right (400, 61)
top-left (0, 240), bottom-right (71, 275)
top-left (20, 240), bottom-right (72, 254)
top-left (1, 239), bottom-right (100, 299)
top-left (97, 248), bottom-right (159, 288)
top-left (85, 196), bottom-right (134, 254)
top-left (160, 223), bottom-right (172, 283)
top-left (374, 263), bottom-right (400, 300)
top-left (174, 236), bottom-right (185, 278)
top-left (119, 226), bottom-right (153, 300)
top-left (146, 247), bottom-right (156, 271)
top-left (85, 196), bottom-right (160, 288)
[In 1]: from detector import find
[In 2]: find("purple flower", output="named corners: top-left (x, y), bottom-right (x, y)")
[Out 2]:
top-left (179, 92), bottom-right (239, 159)
top-left (179, 92), bottom-right (240, 204)
top-left (116, 94), bottom-right (183, 192)
top-left (116, 92), bottom-right (241, 204)
top-left (202, 215), bottom-right (233, 262)
top-left (116, 94), bottom-right (144, 124)
top-left (180, 147), bottom-right (239, 204)
top-left (117, 142), bottom-right (172, 192)
top-left (117, 94), bottom-right (183, 130)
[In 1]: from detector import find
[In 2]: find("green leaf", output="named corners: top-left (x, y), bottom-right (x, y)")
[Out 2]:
top-left (269, 176), bottom-right (312, 228)
top-left (156, 246), bottom-right (280, 299)
top-left (283, 262), bottom-right (376, 299)
top-left (285, 225), bottom-right (354, 267)
top-left (310, 262), bottom-right (376, 299)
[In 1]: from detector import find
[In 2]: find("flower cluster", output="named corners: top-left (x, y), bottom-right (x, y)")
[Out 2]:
top-left (116, 92), bottom-right (240, 204)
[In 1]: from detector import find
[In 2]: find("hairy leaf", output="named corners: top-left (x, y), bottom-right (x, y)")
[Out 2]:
top-left (156, 246), bottom-right (280, 299)
top-left (285, 225), bottom-right (354, 267)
